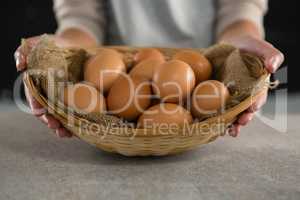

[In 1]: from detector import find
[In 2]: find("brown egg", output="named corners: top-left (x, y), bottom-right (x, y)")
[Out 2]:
top-left (84, 49), bottom-right (126, 93)
top-left (153, 60), bottom-right (196, 103)
top-left (191, 80), bottom-right (230, 117)
top-left (129, 59), bottom-right (164, 80)
top-left (95, 48), bottom-right (123, 59)
top-left (134, 48), bottom-right (165, 64)
top-left (63, 83), bottom-right (106, 114)
top-left (107, 75), bottom-right (152, 121)
top-left (173, 50), bottom-right (212, 83)
top-left (137, 103), bottom-right (193, 128)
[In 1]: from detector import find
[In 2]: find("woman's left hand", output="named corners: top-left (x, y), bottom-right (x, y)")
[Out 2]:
top-left (221, 35), bottom-right (284, 137)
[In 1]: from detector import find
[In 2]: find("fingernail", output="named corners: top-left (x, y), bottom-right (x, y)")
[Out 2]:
top-left (15, 52), bottom-right (25, 71)
top-left (269, 56), bottom-right (280, 73)
top-left (14, 51), bottom-right (19, 61)
top-left (14, 52), bottom-right (20, 67)
top-left (42, 115), bottom-right (48, 124)
top-left (55, 130), bottom-right (61, 137)
top-left (48, 123), bottom-right (55, 129)
top-left (56, 129), bottom-right (63, 138)
top-left (39, 115), bottom-right (47, 125)
top-left (16, 59), bottom-right (20, 69)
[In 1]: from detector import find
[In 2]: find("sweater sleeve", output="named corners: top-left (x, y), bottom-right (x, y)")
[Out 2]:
top-left (216, 0), bottom-right (268, 38)
top-left (53, 0), bottom-right (106, 44)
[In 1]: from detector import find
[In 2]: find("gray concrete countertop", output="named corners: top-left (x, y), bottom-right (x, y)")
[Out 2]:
top-left (0, 97), bottom-right (299, 200)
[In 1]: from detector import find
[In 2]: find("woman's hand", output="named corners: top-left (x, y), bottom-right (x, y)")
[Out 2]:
top-left (14, 29), bottom-right (97, 138)
top-left (218, 20), bottom-right (284, 137)
top-left (15, 35), bottom-right (74, 137)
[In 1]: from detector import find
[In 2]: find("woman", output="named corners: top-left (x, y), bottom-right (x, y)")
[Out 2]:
top-left (15, 0), bottom-right (284, 138)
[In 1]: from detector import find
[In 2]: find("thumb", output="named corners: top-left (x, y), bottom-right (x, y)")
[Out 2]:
top-left (14, 36), bottom-right (41, 71)
top-left (238, 37), bottom-right (285, 73)
top-left (264, 47), bottom-right (285, 73)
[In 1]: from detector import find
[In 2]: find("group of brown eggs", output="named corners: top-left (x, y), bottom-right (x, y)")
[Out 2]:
top-left (63, 48), bottom-right (230, 128)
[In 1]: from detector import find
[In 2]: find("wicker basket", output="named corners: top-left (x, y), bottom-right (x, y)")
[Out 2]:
top-left (23, 45), bottom-right (270, 156)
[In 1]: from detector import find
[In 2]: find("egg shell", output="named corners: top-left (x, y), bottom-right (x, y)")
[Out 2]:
top-left (129, 59), bottom-right (164, 80)
top-left (173, 50), bottom-right (212, 84)
top-left (153, 60), bottom-right (196, 103)
top-left (137, 103), bottom-right (193, 128)
top-left (134, 48), bottom-right (165, 64)
top-left (191, 80), bottom-right (230, 118)
top-left (63, 83), bottom-right (106, 114)
top-left (107, 75), bottom-right (152, 121)
top-left (95, 48), bottom-right (123, 58)
top-left (84, 49), bottom-right (126, 93)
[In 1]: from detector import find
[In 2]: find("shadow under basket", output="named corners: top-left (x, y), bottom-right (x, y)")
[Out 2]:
top-left (23, 44), bottom-right (270, 156)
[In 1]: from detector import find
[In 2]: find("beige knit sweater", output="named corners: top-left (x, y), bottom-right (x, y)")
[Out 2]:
top-left (53, 0), bottom-right (268, 48)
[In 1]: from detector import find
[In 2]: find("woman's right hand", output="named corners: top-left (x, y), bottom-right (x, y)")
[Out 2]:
top-left (15, 35), bottom-right (74, 138)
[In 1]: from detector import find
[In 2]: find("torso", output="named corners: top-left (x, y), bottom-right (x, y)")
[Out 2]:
top-left (105, 0), bottom-right (216, 48)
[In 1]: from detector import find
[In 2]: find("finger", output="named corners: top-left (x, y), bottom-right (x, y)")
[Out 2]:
top-left (239, 38), bottom-right (284, 73)
top-left (46, 115), bottom-right (61, 129)
top-left (227, 124), bottom-right (234, 136)
top-left (56, 127), bottom-right (73, 138)
top-left (266, 51), bottom-right (285, 73)
top-left (248, 91), bottom-right (268, 113)
top-left (39, 114), bottom-right (61, 129)
top-left (24, 83), bottom-right (46, 116)
top-left (228, 124), bottom-right (242, 137)
top-left (39, 114), bottom-right (48, 125)
top-left (237, 112), bottom-right (254, 126)
top-left (14, 47), bottom-right (27, 71)
top-left (14, 36), bottom-right (41, 71)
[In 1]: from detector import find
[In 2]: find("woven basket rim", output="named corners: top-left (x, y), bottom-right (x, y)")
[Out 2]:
top-left (23, 71), bottom-right (270, 137)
